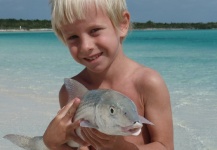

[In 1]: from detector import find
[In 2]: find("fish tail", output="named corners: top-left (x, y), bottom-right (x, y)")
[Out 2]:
top-left (4, 134), bottom-right (32, 149)
top-left (3, 134), bottom-right (48, 150)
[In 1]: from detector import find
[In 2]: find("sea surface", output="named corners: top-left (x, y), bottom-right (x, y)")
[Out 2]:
top-left (0, 30), bottom-right (217, 150)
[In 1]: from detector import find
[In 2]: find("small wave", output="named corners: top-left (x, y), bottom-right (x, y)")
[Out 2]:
top-left (175, 121), bottom-right (209, 150)
top-left (173, 101), bottom-right (192, 111)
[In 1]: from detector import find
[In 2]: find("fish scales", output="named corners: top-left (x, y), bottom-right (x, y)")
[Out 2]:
top-left (74, 90), bottom-right (104, 122)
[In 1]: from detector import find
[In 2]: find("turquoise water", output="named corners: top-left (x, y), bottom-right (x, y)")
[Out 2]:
top-left (0, 30), bottom-right (217, 149)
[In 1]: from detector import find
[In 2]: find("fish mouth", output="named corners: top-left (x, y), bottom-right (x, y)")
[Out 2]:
top-left (84, 52), bottom-right (103, 62)
top-left (121, 122), bottom-right (143, 136)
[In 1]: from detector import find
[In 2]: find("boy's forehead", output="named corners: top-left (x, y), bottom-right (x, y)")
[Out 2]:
top-left (60, 8), bottom-right (109, 28)
top-left (83, 6), bottom-right (104, 20)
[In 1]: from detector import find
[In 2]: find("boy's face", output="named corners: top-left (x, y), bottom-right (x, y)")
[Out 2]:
top-left (60, 8), bottom-right (129, 73)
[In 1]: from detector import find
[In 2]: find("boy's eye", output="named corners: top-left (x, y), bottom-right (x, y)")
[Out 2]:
top-left (90, 28), bottom-right (101, 34)
top-left (67, 35), bottom-right (78, 41)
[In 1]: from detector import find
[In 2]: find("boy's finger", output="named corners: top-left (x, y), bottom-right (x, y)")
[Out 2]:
top-left (57, 106), bottom-right (65, 115)
top-left (61, 143), bottom-right (78, 150)
top-left (56, 98), bottom-right (79, 119)
top-left (56, 99), bottom-right (74, 118)
top-left (81, 128), bottom-right (100, 148)
top-left (63, 98), bottom-right (80, 120)
top-left (68, 121), bottom-right (89, 146)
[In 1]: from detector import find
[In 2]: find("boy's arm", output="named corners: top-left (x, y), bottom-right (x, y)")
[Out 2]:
top-left (138, 70), bottom-right (174, 150)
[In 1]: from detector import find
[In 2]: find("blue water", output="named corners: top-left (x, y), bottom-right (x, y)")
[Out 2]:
top-left (0, 30), bottom-right (217, 150)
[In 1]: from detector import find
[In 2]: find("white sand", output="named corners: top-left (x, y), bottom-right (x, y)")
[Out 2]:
top-left (0, 93), bottom-right (59, 150)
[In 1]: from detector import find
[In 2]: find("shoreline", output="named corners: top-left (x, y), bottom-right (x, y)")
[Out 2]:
top-left (0, 28), bottom-right (53, 32)
top-left (1, 28), bottom-right (217, 33)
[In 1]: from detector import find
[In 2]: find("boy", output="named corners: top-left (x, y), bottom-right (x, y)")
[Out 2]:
top-left (43, 0), bottom-right (174, 150)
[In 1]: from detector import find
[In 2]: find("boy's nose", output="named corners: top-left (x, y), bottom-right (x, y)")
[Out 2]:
top-left (80, 37), bottom-right (94, 53)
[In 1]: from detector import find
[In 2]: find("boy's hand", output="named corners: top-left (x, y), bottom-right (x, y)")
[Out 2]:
top-left (81, 127), bottom-right (121, 150)
top-left (43, 98), bottom-right (88, 150)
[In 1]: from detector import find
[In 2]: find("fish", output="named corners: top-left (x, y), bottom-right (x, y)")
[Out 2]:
top-left (3, 78), bottom-right (153, 149)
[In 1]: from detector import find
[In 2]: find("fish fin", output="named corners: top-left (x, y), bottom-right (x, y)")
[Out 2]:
top-left (64, 78), bottom-right (88, 101)
top-left (80, 120), bottom-right (98, 129)
top-left (4, 134), bottom-right (48, 150)
top-left (139, 116), bottom-right (154, 125)
top-left (4, 134), bottom-right (32, 149)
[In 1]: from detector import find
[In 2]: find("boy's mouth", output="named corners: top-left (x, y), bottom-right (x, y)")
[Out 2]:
top-left (84, 52), bottom-right (103, 62)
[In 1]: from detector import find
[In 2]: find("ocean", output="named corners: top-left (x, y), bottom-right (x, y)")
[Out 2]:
top-left (0, 30), bottom-right (217, 150)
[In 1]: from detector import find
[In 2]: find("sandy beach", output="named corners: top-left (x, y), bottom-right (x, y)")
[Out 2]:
top-left (0, 93), bottom-right (59, 150)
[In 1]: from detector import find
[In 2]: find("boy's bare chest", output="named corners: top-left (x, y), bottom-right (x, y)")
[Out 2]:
top-left (112, 82), bottom-right (146, 116)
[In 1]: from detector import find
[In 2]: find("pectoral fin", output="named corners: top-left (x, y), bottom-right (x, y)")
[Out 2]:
top-left (80, 120), bottom-right (99, 129)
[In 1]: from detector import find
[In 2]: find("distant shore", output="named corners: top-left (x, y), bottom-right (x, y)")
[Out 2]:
top-left (0, 28), bottom-right (53, 32)
top-left (1, 28), bottom-right (217, 33)
top-left (1, 19), bottom-right (217, 31)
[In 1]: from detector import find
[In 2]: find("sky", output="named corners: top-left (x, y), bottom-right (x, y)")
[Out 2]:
top-left (0, 0), bottom-right (216, 23)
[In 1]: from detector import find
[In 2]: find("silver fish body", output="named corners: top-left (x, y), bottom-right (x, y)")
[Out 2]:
top-left (4, 78), bottom-right (153, 149)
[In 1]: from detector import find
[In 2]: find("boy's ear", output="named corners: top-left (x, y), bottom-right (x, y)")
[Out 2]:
top-left (119, 11), bottom-right (130, 38)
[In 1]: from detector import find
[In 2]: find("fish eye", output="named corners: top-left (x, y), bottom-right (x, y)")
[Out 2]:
top-left (110, 106), bottom-right (115, 115)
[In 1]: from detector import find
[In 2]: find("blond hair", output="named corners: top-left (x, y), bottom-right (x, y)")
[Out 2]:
top-left (49, 0), bottom-right (128, 43)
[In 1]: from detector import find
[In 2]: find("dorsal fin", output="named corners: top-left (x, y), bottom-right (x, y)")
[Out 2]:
top-left (64, 78), bottom-right (88, 101)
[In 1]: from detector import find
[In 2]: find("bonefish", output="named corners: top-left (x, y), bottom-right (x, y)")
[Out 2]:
top-left (4, 78), bottom-right (153, 149)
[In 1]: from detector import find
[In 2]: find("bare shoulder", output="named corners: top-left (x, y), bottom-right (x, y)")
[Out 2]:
top-left (135, 66), bottom-right (170, 112)
top-left (134, 66), bottom-right (168, 96)
top-left (134, 66), bottom-right (174, 149)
